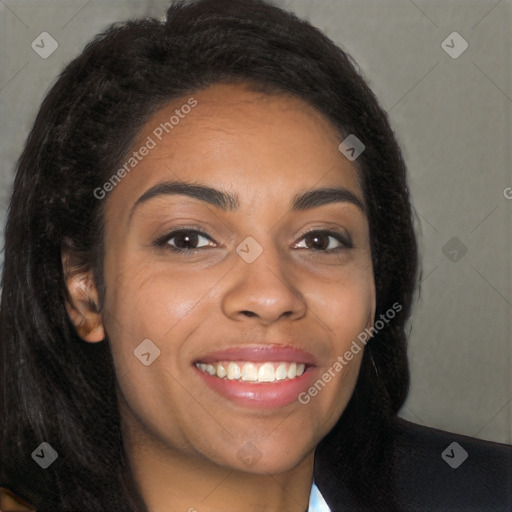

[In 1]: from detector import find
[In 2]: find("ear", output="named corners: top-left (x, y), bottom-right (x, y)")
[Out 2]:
top-left (62, 252), bottom-right (105, 343)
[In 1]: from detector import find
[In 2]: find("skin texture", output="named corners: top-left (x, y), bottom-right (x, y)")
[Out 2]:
top-left (64, 82), bottom-right (376, 512)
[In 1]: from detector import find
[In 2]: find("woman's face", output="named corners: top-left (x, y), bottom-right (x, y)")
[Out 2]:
top-left (93, 82), bottom-right (375, 475)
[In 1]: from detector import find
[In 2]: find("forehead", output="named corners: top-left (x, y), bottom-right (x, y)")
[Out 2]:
top-left (105, 82), bottom-right (363, 215)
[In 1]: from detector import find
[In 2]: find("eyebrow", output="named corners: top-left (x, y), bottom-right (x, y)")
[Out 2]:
top-left (129, 180), bottom-right (365, 219)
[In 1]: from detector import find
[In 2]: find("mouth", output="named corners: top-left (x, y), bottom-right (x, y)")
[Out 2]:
top-left (192, 345), bottom-right (317, 408)
top-left (195, 360), bottom-right (307, 382)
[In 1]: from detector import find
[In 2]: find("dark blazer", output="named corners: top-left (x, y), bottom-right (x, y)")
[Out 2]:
top-left (2, 418), bottom-right (511, 511)
top-left (315, 417), bottom-right (512, 511)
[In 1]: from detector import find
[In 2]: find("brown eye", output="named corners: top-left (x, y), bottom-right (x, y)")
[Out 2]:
top-left (296, 230), bottom-right (352, 251)
top-left (159, 229), bottom-right (215, 252)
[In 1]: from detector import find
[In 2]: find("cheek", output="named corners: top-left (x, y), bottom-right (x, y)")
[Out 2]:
top-left (308, 263), bottom-right (375, 341)
top-left (299, 266), bottom-right (374, 418)
top-left (101, 258), bottom-right (225, 376)
top-left (101, 263), bottom-right (218, 450)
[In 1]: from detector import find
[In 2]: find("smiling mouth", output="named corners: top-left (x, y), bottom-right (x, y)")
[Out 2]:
top-left (195, 361), bottom-right (307, 382)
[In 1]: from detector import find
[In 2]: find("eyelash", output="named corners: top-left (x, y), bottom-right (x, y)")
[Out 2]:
top-left (294, 229), bottom-right (353, 252)
top-left (154, 227), bottom-right (353, 254)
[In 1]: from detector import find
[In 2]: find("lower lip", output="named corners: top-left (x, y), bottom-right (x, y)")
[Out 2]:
top-left (194, 366), bottom-right (316, 408)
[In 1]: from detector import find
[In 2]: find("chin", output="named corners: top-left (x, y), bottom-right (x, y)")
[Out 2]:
top-left (219, 434), bottom-right (316, 476)
top-left (227, 454), bottom-right (310, 476)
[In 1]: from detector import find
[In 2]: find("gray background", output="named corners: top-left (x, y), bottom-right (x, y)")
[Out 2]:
top-left (1, 0), bottom-right (510, 444)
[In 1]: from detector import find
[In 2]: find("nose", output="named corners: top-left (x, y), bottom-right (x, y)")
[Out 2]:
top-left (221, 242), bottom-right (307, 326)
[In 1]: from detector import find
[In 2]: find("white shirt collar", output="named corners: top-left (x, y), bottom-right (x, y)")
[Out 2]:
top-left (308, 480), bottom-right (331, 512)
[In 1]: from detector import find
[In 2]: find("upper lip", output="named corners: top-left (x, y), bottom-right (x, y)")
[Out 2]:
top-left (194, 344), bottom-right (317, 366)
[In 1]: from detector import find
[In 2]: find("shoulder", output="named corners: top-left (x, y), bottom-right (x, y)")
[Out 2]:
top-left (388, 417), bottom-right (512, 509)
top-left (390, 416), bottom-right (512, 459)
top-left (0, 487), bottom-right (36, 511)
top-left (316, 417), bottom-right (512, 511)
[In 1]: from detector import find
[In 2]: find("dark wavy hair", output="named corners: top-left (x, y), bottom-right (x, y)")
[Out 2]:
top-left (0, 0), bottom-right (418, 510)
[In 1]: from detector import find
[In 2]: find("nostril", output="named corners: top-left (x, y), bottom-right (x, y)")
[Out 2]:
top-left (241, 310), bottom-right (257, 317)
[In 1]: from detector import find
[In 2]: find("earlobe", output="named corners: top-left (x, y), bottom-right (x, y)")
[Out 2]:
top-left (64, 266), bottom-right (105, 343)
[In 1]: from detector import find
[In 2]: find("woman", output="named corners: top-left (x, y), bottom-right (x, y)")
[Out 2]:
top-left (1, 0), bottom-right (510, 511)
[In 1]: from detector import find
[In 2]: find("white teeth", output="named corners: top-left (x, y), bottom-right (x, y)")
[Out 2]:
top-left (275, 363), bottom-right (288, 380)
top-left (216, 363), bottom-right (227, 379)
top-left (205, 364), bottom-right (216, 376)
top-left (241, 362), bottom-right (258, 382)
top-left (196, 361), bottom-right (308, 382)
top-left (227, 362), bottom-right (241, 380)
top-left (258, 362), bottom-right (275, 382)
